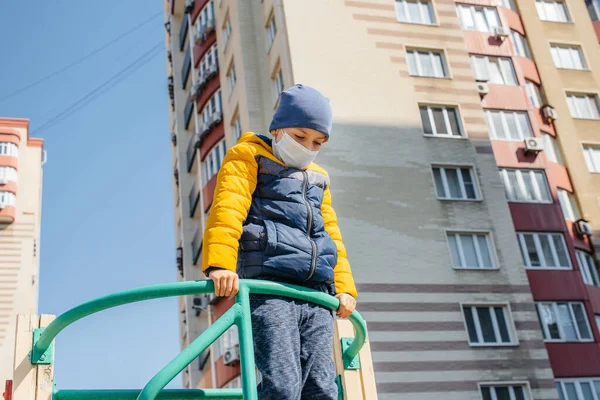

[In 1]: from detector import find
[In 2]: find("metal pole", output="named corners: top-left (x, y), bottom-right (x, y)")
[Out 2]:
top-left (235, 285), bottom-right (257, 400)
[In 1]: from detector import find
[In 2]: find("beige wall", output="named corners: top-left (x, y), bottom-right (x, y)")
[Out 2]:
top-left (0, 121), bottom-right (44, 386)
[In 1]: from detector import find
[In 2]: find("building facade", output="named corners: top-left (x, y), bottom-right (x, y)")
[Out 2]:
top-left (0, 118), bottom-right (44, 385)
top-left (165, 0), bottom-right (600, 398)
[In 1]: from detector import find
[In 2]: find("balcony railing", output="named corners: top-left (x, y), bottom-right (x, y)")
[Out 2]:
top-left (187, 131), bottom-right (200, 172)
top-left (189, 179), bottom-right (200, 218)
top-left (179, 15), bottom-right (189, 51)
top-left (191, 227), bottom-right (202, 265)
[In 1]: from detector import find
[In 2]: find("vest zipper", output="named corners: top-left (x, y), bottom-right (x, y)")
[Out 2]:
top-left (302, 170), bottom-right (318, 281)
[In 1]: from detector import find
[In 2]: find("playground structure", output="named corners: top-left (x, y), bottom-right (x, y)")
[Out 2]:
top-left (8, 279), bottom-right (377, 400)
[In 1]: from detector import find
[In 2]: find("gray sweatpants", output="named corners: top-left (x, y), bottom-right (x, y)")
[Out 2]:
top-left (249, 294), bottom-right (338, 400)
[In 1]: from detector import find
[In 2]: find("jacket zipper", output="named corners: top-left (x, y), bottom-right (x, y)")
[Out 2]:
top-left (302, 170), bottom-right (318, 281)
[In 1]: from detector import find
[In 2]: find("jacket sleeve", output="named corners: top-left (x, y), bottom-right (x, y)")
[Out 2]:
top-left (321, 185), bottom-right (358, 298)
top-left (202, 144), bottom-right (258, 274)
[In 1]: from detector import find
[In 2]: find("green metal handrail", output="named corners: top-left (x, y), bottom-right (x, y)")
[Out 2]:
top-left (32, 279), bottom-right (368, 400)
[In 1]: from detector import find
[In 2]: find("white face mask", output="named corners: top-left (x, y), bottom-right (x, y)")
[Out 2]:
top-left (272, 131), bottom-right (319, 169)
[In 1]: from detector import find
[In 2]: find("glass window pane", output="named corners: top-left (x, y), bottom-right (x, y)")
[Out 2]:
top-left (463, 307), bottom-right (479, 342)
top-left (447, 108), bottom-right (461, 136)
top-left (516, 112), bottom-right (532, 138)
top-left (433, 168), bottom-right (446, 197)
top-left (572, 303), bottom-right (592, 340)
top-left (495, 387), bottom-right (511, 400)
top-left (432, 53), bottom-right (445, 77)
top-left (538, 234), bottom-right (554, 267)
top-left (395, 0), bottom-right (407, 21)
top-left (564, 383), bottom-right (578, 400)
top-left (445, 168), bottom-right (462, 198)
top-left (557, 303), bottom-right (578, 340)
top-left (514, 387), bottom-right (526, 400)
top-left (524, 234), bottom-right (540, 267)
top-left (407, 1), bottom-right (421, 22)
top-left (477, 307), bottom-right (496, 342)
top-left (420, 107), bottom-right (433, 134)
top-left (481, 387), bottom-right (492, 400)
top-left (407, 52), bottom-right (418, 75)
top-left (460, 234), bottom-right (478, 267)
top-left (505, 113), bottom-right (520, 140)
top-left (494, 307), bottom-right (511, 342)
top-left (594, 380), bottom-right (600, 398)
top-left (539, 303), bottom-right (561, 339)
top-left (535, 172), bottom-right (550, 201)
top-left (580, 382), bottom-right (594, 400)
top-left (484, 8), bottom-right (500, 29)
top-left (474, 9), bottom-right (489, 31)
top-left (499, 58), bottom-right (517, 85)
top-left (459, 6), bottom-right (475, 29)
top-left (461, 169), bottom-right (476, 199)
top-left (557, 2), bottom-right (569, 21)
top-left (419, 52), bottom-right (434, 76)
top-left (432, 108), bottom-right (447, 134)
top-left (477, 235), bottom-right (493, 268)
top-left (491, 111), bottom-right (506, 139)
top-left (448, 235), bottom-right (462, 267)
top-left (422, 2), bottom-right (434, 23)
top-left (553, 235), bottom-right (569, 267)
top-left (488, 59), bottom-right (504, 84)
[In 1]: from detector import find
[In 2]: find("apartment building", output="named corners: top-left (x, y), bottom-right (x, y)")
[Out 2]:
top-left (165, 0), bottom-right (600, 398)
top-left (0, 118), bottom-right (44, 385)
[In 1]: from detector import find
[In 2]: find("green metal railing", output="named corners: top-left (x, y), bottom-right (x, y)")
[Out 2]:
top-left (32, 279), bottom-right (368, 400)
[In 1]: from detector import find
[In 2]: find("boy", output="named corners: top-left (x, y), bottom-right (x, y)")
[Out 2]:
top-left (202, 84), bottom-right (357, 399)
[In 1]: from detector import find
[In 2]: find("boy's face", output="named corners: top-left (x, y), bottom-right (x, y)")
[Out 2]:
top-left (273, 127), bottom-right (328, 152)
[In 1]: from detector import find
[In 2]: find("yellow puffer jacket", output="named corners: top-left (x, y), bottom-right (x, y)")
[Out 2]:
top-left (202, 132), bottom-right (357, 298)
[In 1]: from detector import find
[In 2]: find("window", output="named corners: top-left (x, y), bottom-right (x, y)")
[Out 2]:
top-left (567, 94), bottom-right (600, 119)
top-left (266, 12), bottom-right (277, 50)
top-left (0, 143), bottom-right (18, 157)
top-left (457, 5), bottom-right (501, 32)
top-left (223, 16), bottom-right (232, 47)
top-left (432, 166), bottom-right (478, 200)
top-left (0, 167), bottom-right (17, 183)
top-left (501, 0), bottom-right (517, 10)
top-left (0, 191), bottom-right (16, 207)
top-left (550, 44), bottom-right (585, 70)
top-left (470, 55), bottom-right (517, 85)
top-left (597, 315), bottom-right (600, 332)
top-left (272, 67), bottom-right (284, 103)
top-left (536, 0), bottom-right (570, 22)
top-left (213, 325), bottom-right (239, 359)
top-left (232, 114), bottom-right (242, 141)
top-left (419, 105), bottom-right (462, 136)
top-left (480, 384), bottom-right (529, 400)
top-left (500, 169), bottom-right (551, 203)
top-left (394, 0), bottom-right (435, 25)
top-left (199, 1), bottom-right (215, 28)
top-left (485, 110), bottom-right (533, 141)
top-left (536, 302), bottom-right (592, 342)
top-left (203, 140), bottom-right (227, 184)
top-left (586, 0), bottom-right (600, 21)
top-left (542, 134), bottom-right (563, 164)
top-left (462, 304), bottom-right (515, 345)
top-left (200, 90), bottom-right (222, 128)
top-left (511, 31), bottom-right (532, 59)
top-left (226, 63), bottom-right (236, 98)
top-left (577, 251), bottom-right (600, 287)
top-left (525, 81), bottom-right (543, 108)
top-left (556, 379), bottom-right (600, 400)
top-left (447, 232), bottom-right (495, 269)
top-left (583, 145), bottom-right (600, 173)
top-left (406, 49), bottom-right (448, 78)
top-left (558, 189), bottom-right (581, 221)
top-left (199, 44), bottom-right (219, 80)
top-left (517, 232), bottom-right (571, 269)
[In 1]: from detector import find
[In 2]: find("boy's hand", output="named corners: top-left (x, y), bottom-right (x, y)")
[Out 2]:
top-left (335, 293), bottom-right (356, 318)
top-left (208, 269), bottom-right (239, 297)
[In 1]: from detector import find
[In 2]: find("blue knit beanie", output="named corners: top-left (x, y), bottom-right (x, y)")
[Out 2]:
top-left (269, 84), bottom-right (333, 138)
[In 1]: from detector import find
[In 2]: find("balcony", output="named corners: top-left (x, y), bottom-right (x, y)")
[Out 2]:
top-left (189, 179), bottom-right (200, 218)
top-left (187, 131), bottom-right (200, 172)
top-left (182, 48), bottom-right (191, 89)
top-left (191, 227), bottom-right (202, 265)
top-left (178, 15), bottom-right (189, 51)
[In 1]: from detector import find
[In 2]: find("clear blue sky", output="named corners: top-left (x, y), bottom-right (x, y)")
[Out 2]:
top-left (0, 1), bottom-right (182, 390)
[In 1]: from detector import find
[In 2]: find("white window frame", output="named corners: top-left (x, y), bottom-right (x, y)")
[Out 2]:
top-left (550, 44), bottom-right (586, 70)
top-left (536, 0), bottom-right (571, 22)
top-left (0, 142), bottom-right (18, 157)
top-left (272, 66), bottom-right (284, 104)
top-left (567, 93), bottom-right (600, 119)
top-left (556, 378), bottom-right (600, 400)
top-left (557, 189), bottom-right (580, 221)
top-left (419, 104), bottom-right (464, 137)
top-left (406, 48), bottom-right (449, 78)
top-left (266, 12), bottom-right (277, 50)
top-left (0, 191), bottom-right (16, 207)
top-left (511, 31), bottom-right (532, 59)
top-left (577, 250), bottom-right (600, 287)
top-left (587, 0), bottom-right (600, 21)
top-left (203, 140), bottom-right (227, 184)
top-left (500, 0), bottom-right (517, 10)
top-left (198, 1), bottom-right (215, 28)
top-left (470, 55), bottom-right (518, 85)
top-left (226, 62), bottom-right (236, 98)
top-left (478, 382), bottom-right (532, 400)
top-left (232, 114), bottom-right (242, 141)
top-left (499, 168), bottom-right (552, 203)
top-left (198, 44), bottom-right (218, 79)
top-left (485, 110), bottom-right (534, 141)
top-left (457, 5), bottom-right (502, 32)
top-left (200, 90), bottom-right (223, 127)
top-left (394, 0), bottom-right (436, 25)
top-left (525, 81), bottom-right (543, 108)
top-left (446, 231), bottom-right (497, 270)
top-left (431, 165), bottom-right (480, 200)
top-left (222, 16), bottom-right (232, 48)
top-left (542, 134), bottom-right (563, 164)
top-left (461, 303), bottom-right (518, 346)
top-left (583, 144), bottom-right (600, 173)
top-left (517, 232), bottom-right (572, 269)
top-left (536, 302), bottom-right (593, 342)
top-left (0, 166), bottom-right (18, 183)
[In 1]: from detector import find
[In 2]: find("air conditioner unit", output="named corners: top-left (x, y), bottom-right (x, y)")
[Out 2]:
top-left (477, 83), bottom-right (489, 95)
top-left (493, 26), bottom-right (510, 39)
top-left (524, 137), bottom-right (544, 153)
top-left (542, 105), bottom-right (558, 121)
top-left (184, 0), bottom-right (194, 14)
top-left (223, 346), bottom-right (240, 366)
top-left (0, 179), bottom-right (8, 185)
top-left (192, 295), bottom-right (209, 312)
top-left (575, 219), bottom-right (593, 237)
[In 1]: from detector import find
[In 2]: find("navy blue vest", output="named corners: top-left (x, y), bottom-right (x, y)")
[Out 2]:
top-left (236, 137), bottom-right (338, 294)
